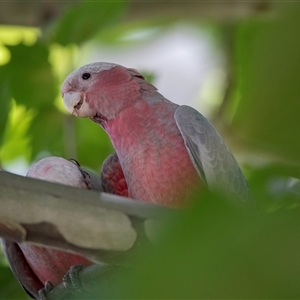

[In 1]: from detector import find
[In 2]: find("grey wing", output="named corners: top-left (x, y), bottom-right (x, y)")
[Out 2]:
top-left (174, 105), bottom-right (253, 207)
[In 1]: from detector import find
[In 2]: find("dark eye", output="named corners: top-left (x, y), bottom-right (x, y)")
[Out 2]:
top-left (82, 73), bottom-right (91, 80)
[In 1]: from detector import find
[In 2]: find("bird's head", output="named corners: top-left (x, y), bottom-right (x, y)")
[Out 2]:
top-left (61, 62), bottom-right (151, 126)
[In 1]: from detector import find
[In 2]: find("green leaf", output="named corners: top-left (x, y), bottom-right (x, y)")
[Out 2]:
top-left (47, 1), bottom-right (128, 46)
top-left (0, 103), bottom-right (34, 163)
top-left (6, 43), bottom-right (57, 109)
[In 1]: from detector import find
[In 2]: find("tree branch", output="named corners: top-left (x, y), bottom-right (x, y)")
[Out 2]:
top-left (0, 170), bottom-right (172, 265)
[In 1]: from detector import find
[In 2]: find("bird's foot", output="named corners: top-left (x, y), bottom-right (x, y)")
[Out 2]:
top-left (62, 265), bottom-right (88, 293)
top-left (38, 281), bottom-right (54, 300)
top-left (68, 159), bottom-right (94, 190)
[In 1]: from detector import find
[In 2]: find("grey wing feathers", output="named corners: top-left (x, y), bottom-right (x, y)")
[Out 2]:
top-left (174, 105), bottom-right (253, 207)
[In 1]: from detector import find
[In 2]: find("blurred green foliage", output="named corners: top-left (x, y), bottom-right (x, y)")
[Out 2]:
top-left (63, 191), bottom-right (300, 299)
top-left (0, 1), bottom-right (125, 170)
top-left (233, 4), bottom-right (300, 171)
top-left (0, 267), bottom-right (31, 300)
top-left (103, 193), bottom-right (300, 299)
top-left (1, 1), bottom-right (300, 299)
top-left (46, 1), bottom-right (126, 45)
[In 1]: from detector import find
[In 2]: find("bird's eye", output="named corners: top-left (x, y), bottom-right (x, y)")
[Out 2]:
top-left (82, 73), bottom-right (91, 80)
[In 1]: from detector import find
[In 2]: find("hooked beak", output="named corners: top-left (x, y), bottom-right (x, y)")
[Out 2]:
top-left (62, 91), bottom-right (96, 118)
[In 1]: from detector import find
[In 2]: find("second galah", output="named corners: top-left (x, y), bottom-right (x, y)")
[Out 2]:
top-left (2, 157), bottom-right (101, 298)
top-left (62, 62), bottom-right (253, 208)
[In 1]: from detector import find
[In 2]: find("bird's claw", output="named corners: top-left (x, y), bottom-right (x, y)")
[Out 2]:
top-left (38, 281), bottom-right (54, 300)
top-left (63, 265), bottom-right (88, 293)
top-left (68, 159), bottom-right (94, 190)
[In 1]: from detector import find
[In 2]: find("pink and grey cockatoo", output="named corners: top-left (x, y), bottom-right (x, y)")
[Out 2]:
top-left (2, 157), bottom-right (103, 299)
top-left (62, 62), bottom-right (253, 208)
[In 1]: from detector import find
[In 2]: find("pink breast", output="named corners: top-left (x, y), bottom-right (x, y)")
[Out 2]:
top-left (106, 102), bottom-right (202, 208)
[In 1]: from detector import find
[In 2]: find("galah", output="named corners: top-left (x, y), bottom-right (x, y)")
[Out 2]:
top-left (62, 62), bottom-right (253, 208)
top-left (2, 157), bottom-right (103, 299)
